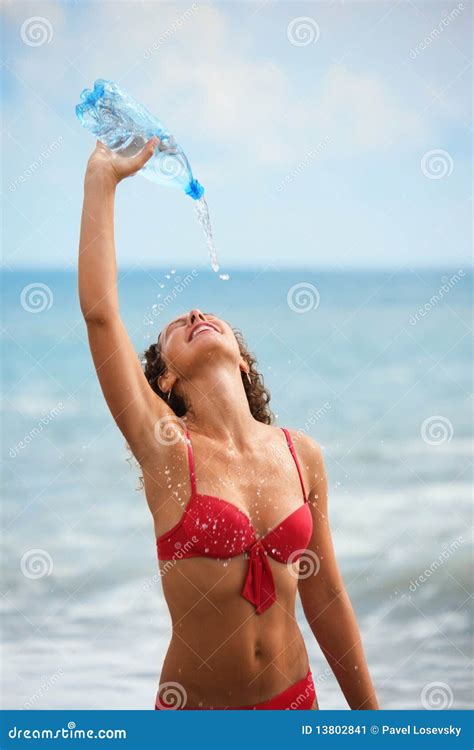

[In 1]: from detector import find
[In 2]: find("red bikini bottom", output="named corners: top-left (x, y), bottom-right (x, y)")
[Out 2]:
top-left (155, 669), bottom-right (316, 710)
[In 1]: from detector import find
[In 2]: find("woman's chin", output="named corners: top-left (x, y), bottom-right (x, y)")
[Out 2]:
top-left (188, 331), bottom-right (225, 352)
top-left (189, 329), bottom-right (220, 345)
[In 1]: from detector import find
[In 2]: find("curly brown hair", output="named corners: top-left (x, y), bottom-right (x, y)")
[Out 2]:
top-left (142, 327), bottom-right (274, 425)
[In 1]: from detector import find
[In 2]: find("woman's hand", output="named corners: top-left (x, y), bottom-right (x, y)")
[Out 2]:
top-left (85, 137), bottom-right (160, 186)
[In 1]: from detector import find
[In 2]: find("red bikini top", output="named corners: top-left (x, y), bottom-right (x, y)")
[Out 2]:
top-left (156, 427), bottom-right (313, 614)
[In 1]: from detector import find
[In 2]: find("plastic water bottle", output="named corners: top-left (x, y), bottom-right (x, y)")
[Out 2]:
top-left (75, 79), bottom-right (204, 200)
top-left (76, 79), bottom-right (225, 276)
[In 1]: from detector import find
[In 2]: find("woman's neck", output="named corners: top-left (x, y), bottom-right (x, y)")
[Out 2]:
top-left (182, 365), bottom-right (256, 446)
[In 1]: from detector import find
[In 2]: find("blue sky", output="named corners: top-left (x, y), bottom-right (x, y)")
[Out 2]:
top-left (1, 0), bottom-right (472, 270)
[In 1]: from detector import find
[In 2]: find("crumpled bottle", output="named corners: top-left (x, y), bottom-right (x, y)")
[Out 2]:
top-left (75, 78), bottom-right (204, 200)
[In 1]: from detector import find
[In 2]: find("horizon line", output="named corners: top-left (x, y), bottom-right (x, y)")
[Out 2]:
top-left (0, 263), bottom-right (471, 274)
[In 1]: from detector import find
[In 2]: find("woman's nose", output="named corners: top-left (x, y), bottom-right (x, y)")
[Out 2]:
top-left (188, 309), bottom-right (206, 325)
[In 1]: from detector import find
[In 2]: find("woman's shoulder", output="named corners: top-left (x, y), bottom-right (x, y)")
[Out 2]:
top-left (260, 421), bottom-right (323, 461)
top-left (280, 426), bottom-right (325, 467)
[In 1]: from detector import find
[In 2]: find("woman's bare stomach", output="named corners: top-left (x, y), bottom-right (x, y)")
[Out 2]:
top-left (157, 556), bottom-right (310, 708)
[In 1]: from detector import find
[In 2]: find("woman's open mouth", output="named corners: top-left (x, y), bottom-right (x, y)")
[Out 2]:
top-left (189, 323), bottom-right (220, 342)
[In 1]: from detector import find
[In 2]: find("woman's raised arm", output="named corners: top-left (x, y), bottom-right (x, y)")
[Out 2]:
top-left (78, 138), bottom-right (173, 459)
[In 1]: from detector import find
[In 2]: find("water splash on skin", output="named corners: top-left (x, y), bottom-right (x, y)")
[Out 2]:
top-left (194, 196), bottom-right (230, 281)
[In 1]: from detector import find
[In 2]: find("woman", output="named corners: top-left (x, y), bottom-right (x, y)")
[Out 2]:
top-left (78, 138), bottom-right (379, 711)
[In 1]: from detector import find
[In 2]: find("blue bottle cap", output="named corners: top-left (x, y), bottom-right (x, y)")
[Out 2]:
top-left (185, 179), bottom-right (205, 200)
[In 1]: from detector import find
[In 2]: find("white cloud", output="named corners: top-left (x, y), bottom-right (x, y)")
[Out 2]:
top-left (2, 1), bottom-right (451, 169)
top-left (134, 7), bottom-right (431, 164)
top-left (313, 63), bottom-right (429, 152)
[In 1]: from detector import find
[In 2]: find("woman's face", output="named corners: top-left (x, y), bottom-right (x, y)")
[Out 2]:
top-left (159, 309), bottom-right (242, 378)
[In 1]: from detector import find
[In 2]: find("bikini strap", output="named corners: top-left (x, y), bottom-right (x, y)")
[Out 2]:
top-left (281, 428), bottom-right (308, 503)
top-left (183, 426), bottom-right (197, 495)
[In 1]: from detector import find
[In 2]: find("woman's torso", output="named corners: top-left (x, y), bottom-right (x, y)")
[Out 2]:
top-left (141, 422), bottom-right (313, 707)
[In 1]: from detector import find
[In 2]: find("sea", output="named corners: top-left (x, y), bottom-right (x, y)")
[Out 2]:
top-left (1, 266), bottom-right (472, 710)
